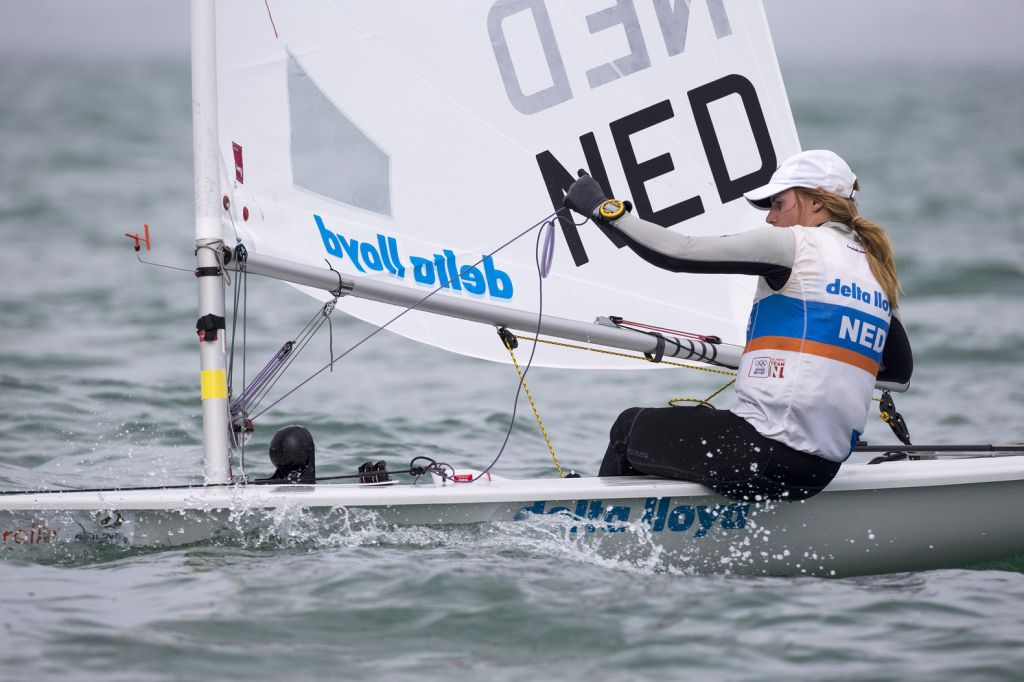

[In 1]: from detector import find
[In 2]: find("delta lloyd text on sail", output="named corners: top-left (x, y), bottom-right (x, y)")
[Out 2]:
top-left (316, 214), bottom-right (515, 300)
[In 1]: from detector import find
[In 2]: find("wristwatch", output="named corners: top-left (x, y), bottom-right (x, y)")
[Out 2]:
top-left (597, 199), bottom-right (626, 221)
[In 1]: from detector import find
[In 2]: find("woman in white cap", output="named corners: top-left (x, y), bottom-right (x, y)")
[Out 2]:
top-left (564, 149), bottom-right (912, 501)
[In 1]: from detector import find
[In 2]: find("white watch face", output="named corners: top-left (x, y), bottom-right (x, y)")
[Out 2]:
top-left (601, 200), bottom-right (622, 216)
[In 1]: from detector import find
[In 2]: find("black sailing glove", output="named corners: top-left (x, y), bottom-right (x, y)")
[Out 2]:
top-left (563, 170), bottom-right (608, 219)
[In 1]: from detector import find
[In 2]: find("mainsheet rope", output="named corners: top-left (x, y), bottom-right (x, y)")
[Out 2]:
top-left (468, 216), bottom-right (564, 481)
top-left (499, 332), bottom-right (564, 477)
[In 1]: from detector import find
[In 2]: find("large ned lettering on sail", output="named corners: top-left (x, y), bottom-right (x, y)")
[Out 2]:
top-left (488, 0), bottom-right (785, 266)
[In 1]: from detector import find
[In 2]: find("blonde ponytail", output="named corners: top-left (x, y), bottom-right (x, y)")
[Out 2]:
top-left (796, 185), bottom-right (901, 307)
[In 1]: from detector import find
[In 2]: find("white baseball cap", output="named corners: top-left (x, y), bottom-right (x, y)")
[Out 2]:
top-left (744, 150), bottom-right (857, 209)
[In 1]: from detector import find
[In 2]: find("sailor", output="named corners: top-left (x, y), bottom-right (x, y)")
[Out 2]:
top-left (564, 150), bottom-right (913, 501)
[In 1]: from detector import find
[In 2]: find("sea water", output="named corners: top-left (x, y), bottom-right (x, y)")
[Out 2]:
top-left (1, 55), bottom-right (1023, 680)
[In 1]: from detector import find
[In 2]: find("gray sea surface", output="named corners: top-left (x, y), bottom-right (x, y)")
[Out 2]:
top-left (1, 56), bottom-right (1023, 681)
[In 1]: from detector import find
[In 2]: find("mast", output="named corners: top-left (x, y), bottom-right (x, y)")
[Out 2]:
top-left (191, 0), bottom-right (232, 483)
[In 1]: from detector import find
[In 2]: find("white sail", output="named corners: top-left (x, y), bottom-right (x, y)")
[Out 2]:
top-left (215, 0), bottom-right (800, 367)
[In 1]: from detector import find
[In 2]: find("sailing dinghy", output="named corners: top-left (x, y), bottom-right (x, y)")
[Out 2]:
top-left (2, 0), bottom-right (1022, 576)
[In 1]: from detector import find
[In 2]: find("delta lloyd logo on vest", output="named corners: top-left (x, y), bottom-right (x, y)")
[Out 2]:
top-left (825, 277), bottom-right (890, 313)
top-left (825, 278), bottom-right (890, 354)
top-left (315, 214), bottom-right (514, 300)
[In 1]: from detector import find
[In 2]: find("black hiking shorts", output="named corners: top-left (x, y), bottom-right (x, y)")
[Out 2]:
top-left (599, 406), bottom-right (841, 501)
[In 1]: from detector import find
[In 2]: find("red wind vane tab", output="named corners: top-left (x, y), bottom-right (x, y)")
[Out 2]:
top-left (123, 224), bottom-right (152, 252)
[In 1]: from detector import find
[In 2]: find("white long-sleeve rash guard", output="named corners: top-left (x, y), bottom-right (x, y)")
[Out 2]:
top-left (606, 212), bottom-right (913, 387)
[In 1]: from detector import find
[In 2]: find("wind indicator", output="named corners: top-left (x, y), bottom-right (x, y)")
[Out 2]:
top-left (123, 223), bottom-right (152, 252)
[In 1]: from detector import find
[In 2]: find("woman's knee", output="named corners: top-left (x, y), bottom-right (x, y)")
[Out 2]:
top-left (608, 407), bottom-right (644, 442)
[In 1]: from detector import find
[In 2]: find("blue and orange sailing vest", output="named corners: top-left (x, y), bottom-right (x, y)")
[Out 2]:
top-left (731, 223), bottom-right (891, 462)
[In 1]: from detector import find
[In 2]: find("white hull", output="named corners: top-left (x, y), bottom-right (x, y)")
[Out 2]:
top-left (3, 457), bottom-right (1023, 576)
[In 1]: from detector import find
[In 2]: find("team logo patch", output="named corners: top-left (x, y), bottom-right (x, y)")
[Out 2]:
top-left (748, 356), bottom-right (785, 378)
top-left (749, 357), bottom-right (770, 377)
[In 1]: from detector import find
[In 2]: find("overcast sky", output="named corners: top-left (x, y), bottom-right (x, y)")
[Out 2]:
top-left (2, 1), bottom-right (1023, 66)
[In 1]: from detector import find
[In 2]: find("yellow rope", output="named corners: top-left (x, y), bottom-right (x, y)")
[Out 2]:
top-left (668, 378), bottom-right (736, 408)
top-left (516, 331), bottom-right (741, 405)
top-left (502, 334), bottom-right (743, 476)
top-left (501, 337), bottom-right (564, 478)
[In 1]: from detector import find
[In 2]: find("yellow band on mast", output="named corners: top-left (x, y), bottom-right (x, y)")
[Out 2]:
top-left (200, 369), bottom-right (228, 400)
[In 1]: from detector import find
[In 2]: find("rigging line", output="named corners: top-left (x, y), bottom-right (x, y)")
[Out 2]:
top-left (234, 260), bottom-right (248, 477)
top-left (250, 211), bottom-right (561, 420)
top-left (227, 256), bottom-right (243, 386)
top-left (234, 347), bottom-right (289, 415)
top-left (501, 329), bottom-right (564, 478)
top-left (226, 259), bottom-right (250, 474)
top-left (236, 311), bottom-right (328, 416)
top-left (324, 259), bottom-right (344, 372)
top-left (233, 343), bottom-right (292, 410)
top-left (668, 378), bottom-right (736, 408)
top-left (227, 260), bottom-right (241, 466)
top-left (408, 456), bottom-right (456, 485)
top-left (238, 260), bottom-right (249, 478)
top-left (235, 303), bottom-right (329, 404)
top-left (326, 300), bottom-right (335, 371)
top-left (133, 254), bottom-right (194, 274)
top-left (0, 463), bottom-right (447, 496)
top-left (473, 219), bottom-right (553, 481)
top-left (243, 313), bottom-right (330, 413)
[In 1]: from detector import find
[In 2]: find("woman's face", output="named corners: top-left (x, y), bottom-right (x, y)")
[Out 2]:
top-left (766, 189), bottom-right (820, 227)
